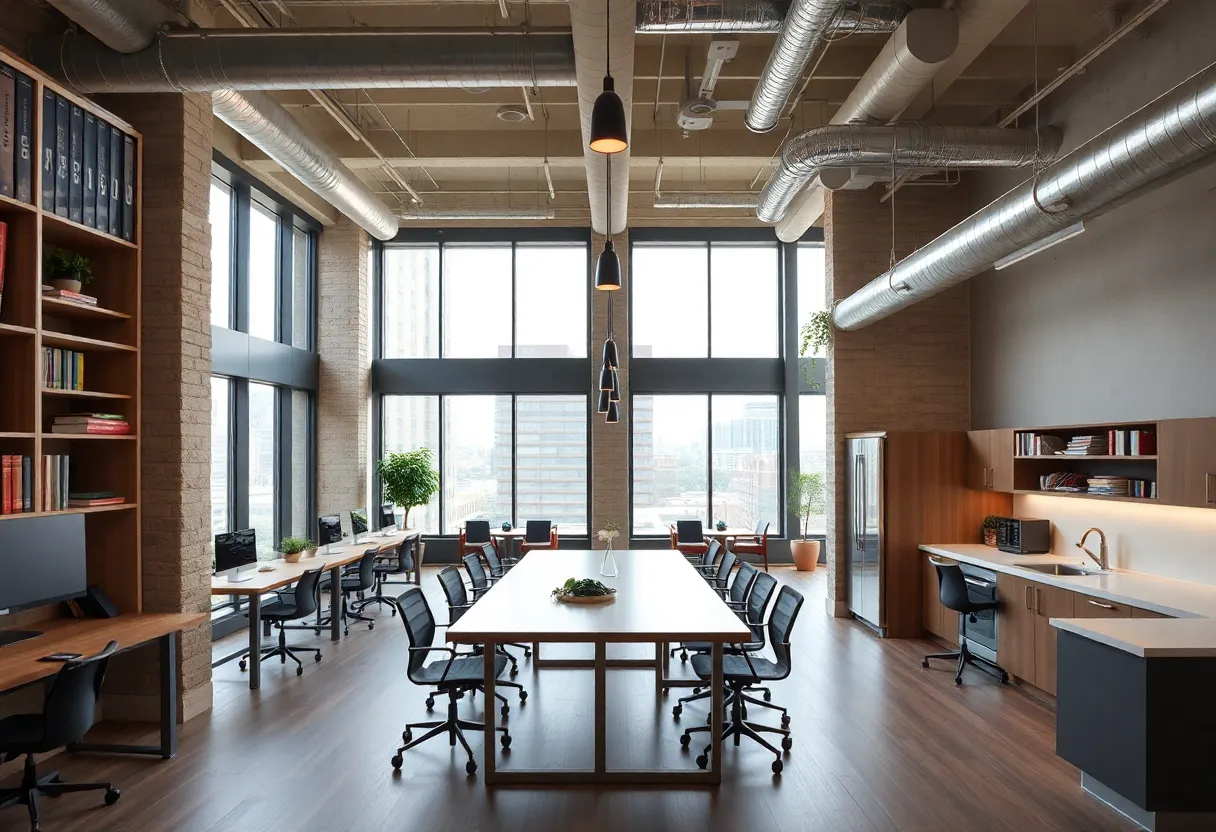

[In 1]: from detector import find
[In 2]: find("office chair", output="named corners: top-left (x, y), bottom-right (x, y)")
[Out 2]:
top-left (462, 552), bottom-right (495, 600)
top-left (390, 588), bottom-right (517, 777)
top-left (921, 557), bottom-right (1009, 686)
top-left (354, 534), bottom-right (421, 617)
top-left (240, 568), bottom-right (323, 676)
top-left (692, 539), bottom-right (723, 576)
top-left (519, 520), bottom-right (557, 554)
top-left (730, 521), bottom-right (771, 572)
top-left (671, 561), bottom-right (759, 663)
top-left (704, 549), bottom-right (738, 596)
top-left (673, 520), bottom-right (709, 559)
top-left (437, 566), bottom-right (529, 676)
top-left (681, 585), bottom-right (805, 775)
top-left (319, 548), bottom-right (380, 635)
top-left (460, 520), bottom-right (495, 557)
top-left (0, 641), bottom-right (121, 831)
top-left (480, 541), bottom-right (510, 579)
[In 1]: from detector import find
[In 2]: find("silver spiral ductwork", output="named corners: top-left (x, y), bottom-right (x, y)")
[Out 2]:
top-left (35, 30), bottom-right (578, 93)
top-left (653, 192), bottom-right (759, 208)
top-left (214, 91), bottom-right (398, 241)
top-left (745, 0), bottom-right (842, 133)
top-left (832, 62), bottom-right (1216, 331)
top-left (758, 124), bottom-right (1059, 223)
top-left (635, 0), bottom-right (907, 34)
top-left (42, 0), bottom-right (166, 52)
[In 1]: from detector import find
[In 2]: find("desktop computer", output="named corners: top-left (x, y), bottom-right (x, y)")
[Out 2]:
top-left (214, 529), bottom-right (257, 583)
top-left (0, 514), bottom-right (88, 647)
top-left (318, 515), bottom-right (343, 552)
top-left (378, 503), bottom-right (397, 533)
top-left (350, 508), bottom-right (368, 544)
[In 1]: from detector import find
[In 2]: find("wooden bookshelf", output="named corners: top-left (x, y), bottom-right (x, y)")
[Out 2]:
top-left (0, 45), bottom-right (141, 614)
top-left (1011, 422), bottom-right (1159, 503)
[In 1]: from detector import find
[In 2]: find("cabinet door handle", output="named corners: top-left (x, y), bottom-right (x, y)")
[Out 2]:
top-left (1207, 472), bottom-right (1214, 504)
top-left (1087, 599), bottom-right (1116, 611)
top-left (1034, 587), bottom-right (1041, 615)
top-left (1024, 585), bottom-right (1032, 610)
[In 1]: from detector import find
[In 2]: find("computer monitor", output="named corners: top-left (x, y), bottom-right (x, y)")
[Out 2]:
top-left (318, 515), bottom-right (343, 549)
top-left (214, 529), bottom-right (257, 582)
top-left (379, 503), bottom-right (396, 532)
top-left (350, 509), bottom-right (368, 543)
top-left (0, 514), bottom-right (88, 646)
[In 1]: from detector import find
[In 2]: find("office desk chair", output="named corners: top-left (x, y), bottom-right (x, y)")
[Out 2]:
top-left (730, 521), bottom-right (771, 572)
top-left (704, 549), bottom-right (738, 596)
top-left (681, 585), bottom-right (805, 775)
top-left (922, 557), bottom-right (1009, 686)
top-left (519, 520), bottom-right (558, 554)
top-left (480, 541), bottom-right (509, 579)
top-left (437, 566), bottom-right (529, 677)
top-left (671, 561), bottom-right (759, 663)
top-left (390, 588), bottom-right (518, 777)
top-left (0, 641), bottom-right (121, 831)
top-left (460, 520), bottom-right (495, 558)
top-left (241, 568), bottom-right (323, 676)
top-left (673, 520), bottom-right (709, 559)
top-left (461, 552), bottom-right (495, 600)
top-left (319, 548), bottom-right (380, 635)
top-left (692, 539), bottom-right (723, 577)
top-left (355, 534), bottom-right (421, 617)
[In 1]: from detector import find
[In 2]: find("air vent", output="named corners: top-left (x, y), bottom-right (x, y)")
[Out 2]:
top-left (496, 104), bottom-right (530, 123)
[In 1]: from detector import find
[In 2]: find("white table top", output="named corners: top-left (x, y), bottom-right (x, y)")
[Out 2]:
top-left (446, 550), bottom-right (751, 645)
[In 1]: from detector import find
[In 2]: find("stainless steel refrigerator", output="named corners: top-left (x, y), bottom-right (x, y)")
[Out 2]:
top-left (846, 434), bottom-right (885, 632)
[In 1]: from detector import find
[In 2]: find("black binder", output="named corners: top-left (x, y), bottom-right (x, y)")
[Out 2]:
top-left (82, 112), bottom-right (96, 228)
top-left (95, 120), bottom-right (109, 233)
top-left (54, 95), bottom-right (68, 217)
top-left (15, 73), bottom-right (32, 203)
top-left (68, 103), bottom-right (83, 222)
top-left (121, 134), bottom-right (134, 241)
top-left (107, 125), bottom-right (120, 236)
top-left (40, 88), bottom-right (54, 210)
top-left (0, 65), bottom-right (15, 199)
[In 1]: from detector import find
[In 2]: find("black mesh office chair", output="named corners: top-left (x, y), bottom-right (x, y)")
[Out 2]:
top-left (480, 541), bottom-right (509, 579)
top-left (670, 561), bottom-right (758, 662)
top-left (436, 566), bottom-right (529, 679)
top-left (240, 568), bottom-right (324, 675)
top-left (705, 549), bottom-right (738, 595)
top-left (681, 585), bottom-right (805, 775)
top-left (320, 548), bottom-right (380, 635)
top-left (922, 557), bottom-right (1009, 686)
top-left (356, 533), bottom-right (422, 616)
top-left (692, 539), bottom-right (723, 575)
top-left (462, 552), bottom-right (495, 600)
top-left (0, 642), bottom-right (121, 831)
top-left (390, 588), bottom-right (516, 777)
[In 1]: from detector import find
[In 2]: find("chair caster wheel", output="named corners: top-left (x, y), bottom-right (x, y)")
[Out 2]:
top-left (706, 713), bottom-right (713, 725)
top-left (954, 676), bottom-right (963, 686)
top-left (679, 652), bottom-right (688, 663)
top-left (391, 754), bottom-right (403, 770)
top-left (402, 729), bottom-right (412, 743)
top-left (466, 760), bottom-right (478, 776)
top-left (524, 650), bottom-right (532, 659)
top-left (921, 659), bottom-right (930, 668)
top-left (296, 666), bottom-right (304, 676)
top-left (500, 706), bottom-right (510, 718)
top-left (772, 759), bottom-right (784, 775)
top-left (239, 660), bottom-right (247, 672)
top-left (695, 754), bottom-right (709, 770)
top-left (519, 691), bottom-right (528, 703)
top-left (1000, 671), bottom-right (1010, 684)
top-left (369, 623), bottom-right (374, 631)
top-left (315, 653), bottom-right (322, 662)
top-left (680, 733), bottom-right (691, 748)
top-left (425, 697), bottom-right (435, 710)
top-left (781, 736), bottom-right (793, 752)
top-left (672, 705), bottom-right (682, 718)
top-left (781, 714), bottom-right (791, 728)
top-left (104, 788), bottom-right (121, 806)
top-left (501, 734), bottom-right (512, 749)
top-left (763, 691), bottom-right (772, 702)
top-left (510, 667), bottom-right (518, 678)
top-left (693, 687), bottom-right (703, 695)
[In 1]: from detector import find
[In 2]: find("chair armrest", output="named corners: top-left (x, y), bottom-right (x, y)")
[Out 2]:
top-left (725, 599), bottom-right (747, 610)
top-left (408, 645), bottom-right (459, 682)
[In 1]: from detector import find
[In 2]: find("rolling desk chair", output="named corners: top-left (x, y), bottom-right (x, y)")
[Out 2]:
top-left (671, 561), bottom-right (759, 663)
top-left (704, 549), bottom-right (738, 596)
top-left (922, 557), bottom-right (1009, 686)
top-left (354, 534), bottom-right (422, 618)
top-left (692, 539), bottom-right (723, 577)
top-left (519, 520), bottom-right (558, 554)
top-left (0, 642), bottom-right (121, 832)
top-left (319, 548), bottom-right (380, 635)
top-left (240, 568), bottom-right (324, 676)
top-left (730, 521), bottom-right (771, 572)
top-left (460, 520), bottom-right (495, 558)
top-left (480, 541), bottom-right (509, 579)
top-left (461, 552), bottom-right (496, 600)
top-left (436, 566), bottom-right (528, 676)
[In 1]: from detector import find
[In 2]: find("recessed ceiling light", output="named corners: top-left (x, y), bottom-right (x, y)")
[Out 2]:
top-left (496, 105), bottom-right (529, 124)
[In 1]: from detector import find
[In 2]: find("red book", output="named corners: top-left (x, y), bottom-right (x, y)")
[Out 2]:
top-left (1, 455), bottom-right (12, 514)
top-left (52, 421), bottom-right (130, 434)
top-left (67, 497), bottom-right (125, 507)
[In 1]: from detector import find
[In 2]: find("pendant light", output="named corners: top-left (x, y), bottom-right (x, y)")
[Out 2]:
top-left (606, 400), bottom-right (620, 423)
top-left (602, 337), bottom-right (619, 369)
top-left (588, 0), bottom-right (627, 155)
top-left (598, 362), bottom-right (614, 391)
top-left (594, 154), bottom-right (622, 291)
top-left (609, 369), bottom-right (620, 403)
top-left (597, 389), bottom-right (611, 414)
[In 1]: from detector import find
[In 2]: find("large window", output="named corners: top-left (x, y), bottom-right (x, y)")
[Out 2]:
top-left (382, 395), bottom-right (440, 533)
top-left (248, 202), bottom-right (279, 342)
top-left (210, 376), bottom-right (230, 536)
top-left (290, 389), bottom-right (312, 538)
top-left (443, 247), bottom-right (512, 358)
top-left (516, 246), bottom-right (588, 357)
top-left (382, 246), bottom-right (439, 359)
top-left (291, 228), bottom-right (311, 350)
top-left (248, 383), bottom-right (277, 559)
top-left (515, 396), bottom-right (588, 532)
top-left (209, 181), bottom-right (232, 328)
top-left (799, 394), bottom-right (827, 536)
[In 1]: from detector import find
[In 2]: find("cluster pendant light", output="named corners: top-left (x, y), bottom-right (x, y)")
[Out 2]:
top-left (593, 0), bottom-right (625, 424)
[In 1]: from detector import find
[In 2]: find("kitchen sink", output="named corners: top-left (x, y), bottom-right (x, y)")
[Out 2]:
top-left (1014, 563), bottom-right (1094, 576)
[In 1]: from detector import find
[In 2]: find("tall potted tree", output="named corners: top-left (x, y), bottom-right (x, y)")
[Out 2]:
top-left (377, 448), bottom-right (439, 530)
top-left (788, 469), bottom-right (826, 571)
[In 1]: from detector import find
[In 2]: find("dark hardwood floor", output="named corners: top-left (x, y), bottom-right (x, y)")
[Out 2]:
top-left (1, 567), bottom-right (1133, 832)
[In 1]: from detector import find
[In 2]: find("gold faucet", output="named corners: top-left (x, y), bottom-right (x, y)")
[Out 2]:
top-left (1076, 527), bottom-right (1109, 571)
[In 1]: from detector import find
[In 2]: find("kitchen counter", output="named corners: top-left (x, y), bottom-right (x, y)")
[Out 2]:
top-left (920, 543), bottom-right (1216, 657)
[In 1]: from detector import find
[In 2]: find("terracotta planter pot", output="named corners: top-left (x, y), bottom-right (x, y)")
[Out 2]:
top-left (281, 548), bottom-right (316, 563)
top-left (51, 278), bottom-right (82, 293)
top-left (791, 539), bottom-right (821, 572)
top-left (983, 529), bottom-right (998, 547)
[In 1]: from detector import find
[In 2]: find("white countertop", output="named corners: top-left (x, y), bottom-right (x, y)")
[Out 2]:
top-left (920, 543), bottom-right (1216, 658)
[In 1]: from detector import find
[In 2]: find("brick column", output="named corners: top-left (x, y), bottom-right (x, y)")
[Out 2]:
top-left (104, 92), bottom-right (215, 721)
top-left (824, 186), bottom-right (972, 616)
top-left (590, 231), bottom-right (629, 541)
top-left (317, 217), bottom-right (370, 515)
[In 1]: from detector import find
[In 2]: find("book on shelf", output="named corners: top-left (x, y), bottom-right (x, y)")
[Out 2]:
top-left (121, 134), bottom-right (135, 241)
top-left (54, 94), bottom-right (68, 217)
top-left (68, 103), bottom-right (83, 223)
top-left (42, 286), bottom-right (98, 305)
top-left (2, 454), bottom-right (33, 514)
top-left (95, 119), bottom-right (109, 232)
top-left (0, 63), bottom-right (15, 199)
top-left (14, 71), bottom-right (31, 204)
top-left (1106, 429), bottom-right (1156, 456)
top-left (68, 491), bottom-right (124, 508)
top-left (82, 111), bottom-right (97, 228)
top-left (1016, 432), bottom-right (1066, 456)
top-left (40, 87), bottom-right (54, 210)
top-left (0, 220), bottom-right (7, 318)
top-left (52, 415), bottom-right (130, 434)
top-left (107, 125), bottom-right (121, 237)
top-left (1062, 435), bottom-right (1107, 456)
top-left (43, 347), bottom-right (84, 391)
top-left (41, 454), bottom-right (70, 511)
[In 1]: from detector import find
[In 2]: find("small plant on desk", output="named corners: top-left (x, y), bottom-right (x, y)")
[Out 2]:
top-left (277, 536), bottom-right (316, 563)
top-left (982, 515), bottom-right (1001, 547)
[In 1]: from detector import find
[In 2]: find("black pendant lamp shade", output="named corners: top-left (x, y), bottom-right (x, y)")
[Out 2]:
top-left (589, 76), bottom-right (628, 155)
top-left (598, 363), bottom-right (614, 391)
top-left (595, 239), bottom-right (622, 290)
top-left (609, 369), bottom-right (621, 402)
top-left (597, 389), bottom-right (611, 414)
top-left (606, 400), bottom-right (621, 423)
top-left (602, 338), bottom-right (619, 369)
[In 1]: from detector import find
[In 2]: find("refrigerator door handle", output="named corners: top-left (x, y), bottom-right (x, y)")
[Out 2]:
top-left (855, 454), bottom-right (864, 547)
top-left (858, 454), bottom-right (866, 552)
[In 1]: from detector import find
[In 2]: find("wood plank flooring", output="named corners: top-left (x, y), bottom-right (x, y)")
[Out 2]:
top-left (0, 568), bottom-right (1134, 832)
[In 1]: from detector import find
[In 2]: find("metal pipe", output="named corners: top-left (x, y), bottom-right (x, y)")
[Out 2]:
top-left (635, 0), bottom-right (908, 34)
top-left (833, 62), bottom-right (1216, 331)
top-left (42, 0), bottom-right (165, 52)
top-left (745, 0), bottom-right (843, 133)
top-left (159, 25), bottom-right (574, 37)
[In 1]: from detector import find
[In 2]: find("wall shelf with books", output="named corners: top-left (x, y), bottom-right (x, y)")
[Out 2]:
top-left (1010, 423), bottom-right (1159, 502)
top-left (0, 44), bottom-right (141, 615)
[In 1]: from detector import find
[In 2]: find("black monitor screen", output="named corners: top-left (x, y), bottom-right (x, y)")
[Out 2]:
top-left (215, 529), bottom-right (257, 573)
top-left (350, 509), bottom-right (368, 536)
top-left (379, 504), bottom-right (395, 529)
top-left (0, 514), bottom-right (88, 611)
top-left (318, 515), bottom-right (343, 545)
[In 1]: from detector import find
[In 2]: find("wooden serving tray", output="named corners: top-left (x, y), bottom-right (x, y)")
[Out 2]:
top-left (554, 590), bottom-right (617, 605)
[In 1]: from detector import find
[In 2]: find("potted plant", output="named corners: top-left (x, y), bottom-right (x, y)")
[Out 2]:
top-left (799, 309), bottom-right (833, 390)
top-left (277, 536), bottom-right (315, 564)
top-left (377, 448), bottom-right (440, 530)
top-left (788, 469), bottom-right (826, 571)
top-left (501, 521), bottom-right (513, 532)
top-left (982, 515), bottom-right (1001, 547)
top-left (45, 248), bottom-right (93, 293)
top-left (715, 520), bottom-right (727, 532)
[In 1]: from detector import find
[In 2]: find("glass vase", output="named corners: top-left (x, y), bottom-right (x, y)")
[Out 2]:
top-left (600, 546), bottom-right (618, 578)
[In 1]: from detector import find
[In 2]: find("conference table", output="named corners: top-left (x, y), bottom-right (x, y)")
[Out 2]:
top-left (210, 529), bottom-right (416, 690)
top-left (446, 549), bottom-right (749, 785)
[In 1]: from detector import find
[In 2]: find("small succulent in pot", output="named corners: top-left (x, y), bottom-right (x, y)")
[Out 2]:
top-left (277, 536), bottom-right (316, 563)
top-left (501, 521), bottom-right (512, 532)
top-left (716, 520), bottom-right (727, 532)
top-left (982, 515), bottom-right (1001, 547)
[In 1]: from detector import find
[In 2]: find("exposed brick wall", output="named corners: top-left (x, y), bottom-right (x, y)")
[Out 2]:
top-left (824, 185), bottom-right (972, 612)
top-left (317, 217), bottom-right (370, 516)
top-left (104, 92), bottom-right (215, 721)
top-left (590, 232), bottom-right (629, 541)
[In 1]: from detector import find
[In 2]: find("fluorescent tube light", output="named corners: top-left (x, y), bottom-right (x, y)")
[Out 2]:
top-left (399, 208), bottom-right (556, 221)
top-left (994, 222), bottom-right (1085, 270)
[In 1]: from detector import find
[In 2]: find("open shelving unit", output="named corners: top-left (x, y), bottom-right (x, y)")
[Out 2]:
top-left (0, 46), bottom-right (141, 613)
top-left (1012, 420), bottom-right (1158, 504)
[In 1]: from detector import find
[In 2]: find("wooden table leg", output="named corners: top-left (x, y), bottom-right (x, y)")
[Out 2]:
top-left (710, 642), bottom-right (723, 783)
top-left (595, 641), bottom-right (607, 775)
top-left (484, 640), bottom-right (498, 783)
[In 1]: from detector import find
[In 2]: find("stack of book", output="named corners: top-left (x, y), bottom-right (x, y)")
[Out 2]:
top-left (51, 412), bottom-right (129, 435)
top-left (1016, 432), bottom-right (1066, 456)
top-left (1, 454), bottom-right (32, 514)
top-left (1040, 472), bottom-right (1088, 492)
top-left (41, 453), bottom-right (69, 510)
top-left (1062, 435), bottom-right (1107, 456)
top-left (1107, 429), bottom-right (1157, 456)
top-left (0, 62), bottom-right (34, 204)
top-left (44, 347), bottom-right (84, 390)
top-left (68, 491), bottom-right (124, 508)
top-left (1087, 476), bottom-right (1131, 497)
top-left (42, 284), bottom-right (98, 306)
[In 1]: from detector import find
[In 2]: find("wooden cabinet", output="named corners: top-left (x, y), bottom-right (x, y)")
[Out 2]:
top-left (1158, 419), bottom-right (1216, 508)
top-left (922, 556), bottom-right (957, 645)
top-left (967, 429), bottom-right (1014, 492)
top-left (1031, 584), bottom-right (1073, 696)
top-left (1132, 606), bottom-right (1172, 619)
top-left (997, 573), bottom-right (1036, 683)
top-left (1073, 593), bottom-right (1133, 619)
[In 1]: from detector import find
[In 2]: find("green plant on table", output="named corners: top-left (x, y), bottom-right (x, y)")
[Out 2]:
top-left (982, 515), bottom-right (1001, 531)
top-left (552, 578), bottom-right (615, 598)
top-left (788, 469), bottom-right (826, 540)
top-left (45, 248), bottom-right (93, 285)
top-left (277, 536), bottom-right (314, 555)
top-left (377, 448), bottom-right (440, 529)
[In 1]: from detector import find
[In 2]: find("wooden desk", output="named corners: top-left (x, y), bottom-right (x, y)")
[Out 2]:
top-left (447, 550), bottom-right (749, 786)
top-left (488, 527), bottom-right (555, 561)
top-left (210, 529), bottom-right (416, 690)
top-left (0, 613), bottom-right (207, 759)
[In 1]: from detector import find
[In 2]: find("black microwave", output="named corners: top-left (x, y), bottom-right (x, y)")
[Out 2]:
top-left (995, 517), bottom-right (1051, 554)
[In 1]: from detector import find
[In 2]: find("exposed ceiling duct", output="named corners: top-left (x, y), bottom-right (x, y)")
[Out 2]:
top-left (653, 193), bottom-right (759, 209)
top-left (758, 123), bottom-right (1057, 223)
top-left (744, 0), bottom-right (842, 133)
top-left (635, 0), bottom-right (908, 34)
top-left (40, 0), bottom-right (398, 240)
top-left (213, 91), bottom-right (398, 240)
top-left (832, 62), bottom-right (1216, 331)
top-left (769, 7), bottom-right (957, 238)
top-left (34, 29), bottom-right (578, 93)
top-left (570, 0), bottom-right (635, 234)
